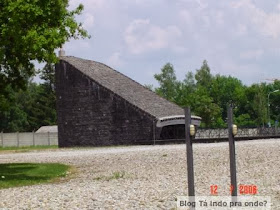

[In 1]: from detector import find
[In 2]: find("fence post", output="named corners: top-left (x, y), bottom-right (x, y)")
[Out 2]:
top-left (33, 131), bottom-right (35, 146)
top-left (48, 132), bottom-right (50, 146)
top-left (17, 132), bottom-right (19, 147)
top-left (227, 105), bottom-right (237, 201)
top-left (1, 131), bottom-right (3, 148)
top-left (153, 120), bottom-right (156, 145)
top-left (184, 107), bottom-right (195, 209)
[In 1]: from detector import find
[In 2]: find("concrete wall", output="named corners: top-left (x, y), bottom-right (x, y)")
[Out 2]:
top-left (0, 132), bottom-right (58, 147)
top-left (1, 127), bottom-right (277, 147)
top-left (55, 61), bottom-right (158, 147)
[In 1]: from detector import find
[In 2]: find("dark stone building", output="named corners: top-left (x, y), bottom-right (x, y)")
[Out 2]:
top-left (55, 56), bottom-right (200, 147)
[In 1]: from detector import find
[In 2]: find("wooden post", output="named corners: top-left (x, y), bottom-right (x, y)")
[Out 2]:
top-left (153, 120), bottom-right (156, 145)
top-left (227, 106), bottom-right (237, 199)
top-left (185, 107), bottom-right (195, 208)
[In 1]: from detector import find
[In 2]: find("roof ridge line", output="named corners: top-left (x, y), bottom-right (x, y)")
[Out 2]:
top-left (65, 56), bottom-right (182, 109)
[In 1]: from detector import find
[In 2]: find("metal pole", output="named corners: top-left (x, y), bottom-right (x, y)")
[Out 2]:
top-left (268, 93), bottom-right (271, 128)
top-left (153, 120), bottom-right (156, 145)
top-left (268, 90), bottom-right (280, 128)
top-left (227, 106), bottom-right (237, 199)
top-left (184, 107), bottom-right (195, 200)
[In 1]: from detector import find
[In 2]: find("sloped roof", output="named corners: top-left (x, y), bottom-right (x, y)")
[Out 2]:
top-left (60, 56), bottom-right (185, 119)
top-left (36, 126), bottom-right (57, 133)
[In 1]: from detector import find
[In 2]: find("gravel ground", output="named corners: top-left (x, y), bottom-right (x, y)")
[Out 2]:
top-left (0, 139), bottom-right (279, 210)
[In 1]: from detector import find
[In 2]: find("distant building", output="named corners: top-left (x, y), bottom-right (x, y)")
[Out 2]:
top-left (36, 126), bottom-right (58, 133)
top-left (55, 56), bottom-right (200, 147)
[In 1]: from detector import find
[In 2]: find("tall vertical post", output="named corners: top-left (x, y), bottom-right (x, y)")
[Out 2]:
top-left (153, 120), bottom-right (156, 145)
top-left (227, 106), bottom-right (237, 198)
top-left (185, 107), bottom-right (195, 199)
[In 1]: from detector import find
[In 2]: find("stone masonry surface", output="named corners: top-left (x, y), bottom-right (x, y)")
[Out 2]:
top-left (56, 58), bottom-right (163, 146)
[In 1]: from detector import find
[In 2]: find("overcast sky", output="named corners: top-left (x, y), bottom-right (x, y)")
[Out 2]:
top-left (62, 0), bottom-right (280, 87)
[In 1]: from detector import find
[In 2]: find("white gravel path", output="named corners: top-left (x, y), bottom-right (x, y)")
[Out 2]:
top-left (0, 139), bottom-right (279, 210)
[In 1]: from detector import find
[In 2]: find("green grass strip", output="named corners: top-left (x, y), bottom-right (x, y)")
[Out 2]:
top-left (0, 163), bottom-right (69, 189)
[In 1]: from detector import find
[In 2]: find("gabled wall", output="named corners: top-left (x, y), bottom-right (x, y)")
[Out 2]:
top-left (55, 61), bottom-right (158, 147)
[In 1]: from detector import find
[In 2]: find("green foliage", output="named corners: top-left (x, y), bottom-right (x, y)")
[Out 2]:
top-left (252, 85), bottom-right (268, 126)
top-left (175, 72), bottom-right (196, 107)
top-left (192, 86), bottom-right (222, 127)
top-left (0, 0), bottom-right (89, 131)
top-left (195, 60), bottom-right (213, 89)
top-left (154, 63), bottom-right (180, 102)
top-left (0, 163), bottom-right (69, 189)
top-left (211, 75), bottom-right (246, 119)
top-left (0, 63), bottom-right (57, 132)
top-left (0, 0), bottom-right (90, 90)
top-left (144, 84), bottom-right (154, 91)
top-left (266, 81), bottom-right (280, 125)
top-left (153, 60), bottom-right (280, 128)
top-left (0, 85), bottom-right (29, 132)
top-left (234, 114), bottom-right (255, 127)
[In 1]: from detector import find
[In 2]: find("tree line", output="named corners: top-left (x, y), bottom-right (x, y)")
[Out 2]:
top-left (0, 64), bottom-right (56, 132)
top-left (1, 60), bottom-right (279, 132)
top-left (150, 60), bottom-right (280, 128)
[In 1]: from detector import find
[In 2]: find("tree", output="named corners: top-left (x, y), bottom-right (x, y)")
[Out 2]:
top-left (0, 85), bottom-right (29, 132)
top-left (211, 75), bottom-right (247, 120)
top-left (0, 64), bottom-right (57, 132)
top-left (195, 60), bottom-right (213, 89)
top-left (18, 64), bottom-right (57, 131)
top-left (38, 63), bottom-right (57, 126)
top-left (154, 63), bottom-right (180, 102)
top-left (0, 0), bottom-right (90, 91)
top-left (252, 85), bottom-right (267, 127)
top-left (267, 80), bottom-right (280, 126)
top-left (192, 86), bottom-right (222, 127)
top-left (144, 84), bottom-right (154, 91)
top-left (175, 72), bottom-right (196, 107)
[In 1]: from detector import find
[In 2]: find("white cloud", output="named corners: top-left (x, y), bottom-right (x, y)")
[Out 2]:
top-left (215, 11), bottom-right (224, 26)
top-left (107, 52), bottom-right (123, 68)
top-left (218, 58), bottom-right (263, 84)
top-left (196, 0), bottom-right (208, 10)
top-left (124, 19), bottom-right (183, 54)
top-left (231, 0), bottom-right (280, 39)
top-left (240, 49), bottom-right (264, 60)
top-left (179, 10), bottom-right (193, 25)
top-left (230, 0), bottom-right (250, 9)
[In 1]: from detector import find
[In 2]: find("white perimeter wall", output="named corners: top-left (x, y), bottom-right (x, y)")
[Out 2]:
top-left (0, 132), bottom-right (58, 147)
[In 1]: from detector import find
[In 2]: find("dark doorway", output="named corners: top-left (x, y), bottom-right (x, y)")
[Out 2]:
top-left (160, 124), bottom-right (185, 139)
